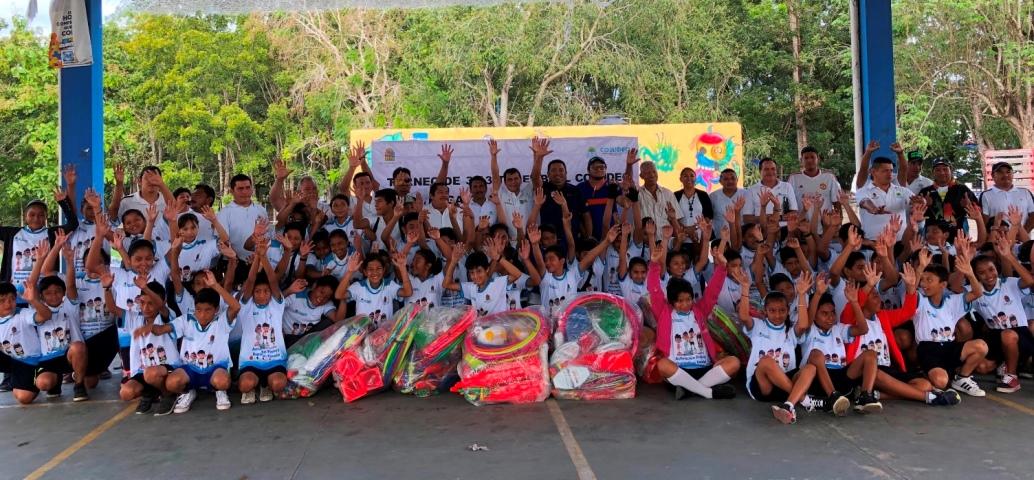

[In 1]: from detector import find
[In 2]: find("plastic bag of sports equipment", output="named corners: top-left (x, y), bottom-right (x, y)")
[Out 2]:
top-left (333, 303), bottom-right (422, 402)
top-left (550, 293), bottom-right (640, 400)
top-left (394, 306), bottom-right (476, 397)
top-left (451, 309), bottom-right (550, 406)
top-left (281, 315), bottom-right (371, 399)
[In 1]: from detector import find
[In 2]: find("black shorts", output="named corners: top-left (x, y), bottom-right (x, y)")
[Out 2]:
top-left (810, 367), bottom-right (859, 396)
top-left (748, 368), bottom-right (798, 402)
top-left (37, 356), bottom-right (73, 376)
top-left (85, 326), bottom-right (119, 377)
top-left (878, 365), bottom-right (923, 383)
top-left (917, 341), bottom-right (964, 373)
top-left (239, 366), bottom-right (287, 387)
top-left (980, 327), bottom-right (1034, 362)
top-left (0, 354), bottom-right (38, 393)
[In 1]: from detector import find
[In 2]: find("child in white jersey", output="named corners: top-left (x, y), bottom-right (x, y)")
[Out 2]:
top-left (969, 237), bottom-right (1034, 393)
top-left (733, 268), bottom-right (821, 425)
top-left (0, 282), bottom-right (47, 404)
top-left (803, 282), bottom-right (876, 416)
top-left (107, 278), bottom-right (180, 416)
top-left (0, 178), bottom-right (78, 300)
top-left (536, 225), bottom-right (618, 316)
top-left (647, 239), bottom-right (740, 400)
top-left (238, 242), bottom-right (303, 404)
top-left (336, 251), bottom-right (414, 327)
top-left (443, 237), bottom-right (539, 316)
top-left (914, 253), bottom-right (989, 397)
top-left (164, 272), bottom-right (241, 413)
top-left (26, 235), bottom-right (91, 401)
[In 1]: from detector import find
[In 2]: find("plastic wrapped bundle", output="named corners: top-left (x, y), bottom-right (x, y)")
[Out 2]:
top-left (451, 309), bottom-right (550, 406)
top-left (550, 293), bottom-right (640, 400)
top-left (394, 306), bottom-right (476, 397)
top-left (281, 315), bottom-right (371, 399)
top-left (706, 306), bottom-right (751, 364)
top-left (333, 303), bottom-right (422, 402)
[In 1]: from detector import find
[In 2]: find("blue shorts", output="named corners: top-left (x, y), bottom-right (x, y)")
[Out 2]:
top-left (186, 368), bottom-right (220, 390)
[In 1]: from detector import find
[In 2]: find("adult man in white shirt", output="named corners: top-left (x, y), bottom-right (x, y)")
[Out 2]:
top-left (339, 142), bottom-right (380, 227)
top-left (898, 150), bottom-right (934, 194)
top-left (743, 158), bottom-right (798, 224)
top-left (637, 161), bottom-right (681, 231)
top-left (980, 162), bottom-right (1034, 231)
top-left (709, 168), bottom-right (748, 234)
top-left (217, 174), bottom-right (268, 262)
top-left (110, 165), bottom-right (171, 221)
top-left (489, 140), bottom-right (533, 238)
top-left (787, 146), bottom-right (841, 212)
top-left (270, 160), bottom-right (332, 219)
top-left (466, 176), bottom-right (497, 227)
top-left (855, 157), bottom-right (913, 240)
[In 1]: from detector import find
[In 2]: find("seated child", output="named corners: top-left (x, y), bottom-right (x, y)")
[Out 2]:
top-left (335, 251), bottom-right (413, 327)
top-left (0, 282), bottom-right (47, 404)
top-left (803, 284), bottom-right (874, 416)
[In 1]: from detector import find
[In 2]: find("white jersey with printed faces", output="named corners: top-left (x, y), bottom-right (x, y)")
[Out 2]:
top-left (669, 310), bottom-right (711, 370)
top-left (408, 273), bottom-right (444, 310)
top-left (282, 292), bottom-right (336, 336)
top-left (540, 262), bottom-right (583, 317)
top-left (173, 312), bottom-right (235, 373)
top-left (461, 275), bottom-right (509, 317)
top-left (913, 293), bottom-right (968, 343)
top-left (800, 323), bottom-right (853, 370)
top-left (856, 315), bottom-right (892, 367)
top-left (76, 276), bottom-right (113, 339)
top-left (745, 318), bottom-right (800, 398)
top-left (0, 308), bottom-right (42, 364)
top-left (36, 299), bottom-right (83, 362)
top-left (348, 279), bottom-right (401, 327)
top-left (969, 277), bottom-right (1029, 330)
top-left (125, 310), bottom-right (181, 376)
top-left (238, 299), bottom-right (288, 370)
top-left (111, 262), bottom-right (171, 311)
top-left (10, 227), bottom-right (49, 291)
top-left (175, 239), bottom-right (220, 283)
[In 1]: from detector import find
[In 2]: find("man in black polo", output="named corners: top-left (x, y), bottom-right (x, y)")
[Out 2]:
top-left (918, 158), bottom-right (978, 235)
top-left (530, 137), bottom-right (588, 244)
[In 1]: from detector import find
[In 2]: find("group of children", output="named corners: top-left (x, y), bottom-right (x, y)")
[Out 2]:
top-left (0, 138), bottom-right (1031, 425)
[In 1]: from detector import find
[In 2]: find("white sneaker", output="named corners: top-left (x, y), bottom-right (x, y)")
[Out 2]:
top-left (173, 390), bottom-right (197, 414)
top-left (951, 375), bottom-right (986, 397)
top-left (996, 363), bottom-right (1007, 380)
top-left (215, 390), bottom-right (231, 410)
top-left (259, 386), bottom-right (273, 402)
top-left (241, 391), bottom-right (257, 405)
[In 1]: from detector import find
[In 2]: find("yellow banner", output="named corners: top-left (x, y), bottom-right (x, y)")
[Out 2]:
top-left (350, 123), bottom-right (743, 192)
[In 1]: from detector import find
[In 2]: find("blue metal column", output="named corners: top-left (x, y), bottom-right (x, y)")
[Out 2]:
top-left (58, 0), bottom-right (104, 212)
top-left (857, 0), bottom-right (897, 167)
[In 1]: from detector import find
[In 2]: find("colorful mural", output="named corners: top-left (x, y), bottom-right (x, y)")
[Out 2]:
top-left (350, 122), bottom-right (744, 192)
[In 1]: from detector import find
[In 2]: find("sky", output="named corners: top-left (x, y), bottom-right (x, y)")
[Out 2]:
top-left (2, 0), bottom-right (125, 33)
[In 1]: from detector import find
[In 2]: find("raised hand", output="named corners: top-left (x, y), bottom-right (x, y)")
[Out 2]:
top-left (862, 262), bottom-right (883, 290)
top-left (406, 229), bottom-right (419, 245)
top-left (847, 225), bottom-right (863, 251)
top-left (201, 270), bottom-right (217, 288)
top-left (253, 217), bottom-right (270, 239)
top-left (814, 271), bottom-right (830, 295)
top-left (478, 215), bottom-right (491, 231)
top-left (275, 233), bottom-right (294, 253)
top-left (274, 159), bottom-right (292, 180)
top-left (112, 230), bottom-right (126, 249)
top-left (534, 187), bottom-right (546, 206)
top-left (438, 144), bottom-right (454, 164)
top-left (348, 142), bottom-right (366, 168)
top-left (133, 273), bottom-right (149, 290)
top-left (519, 239), bottom-right (531, 260)
top-left (62, 164), bottom-right (77, 186)
top-left (1008, 205), bottom-right (1022, 227)
top-left (729, 265), bottom-right (750, 288)
top-left (786, 236), bottom-right (801, 250)
top-left (113, 162), bottom-right (125, 185)
top-left (347, 252), bottom-right (363, 272)
top-left (889, 142), bottom-right (904, 154)
top-left (902, 263), bottom-right (918, 290)
top-left (391, 251), bottom-right (408, 270)
top-left (796, 269), bottom-right (814, 296)
top-left (723, 205), bottom-right (736, 224)
top-left (550, 190), bottom-right (567, 208)
top-left (865, 140), bottom-right (880, 155)
top-left (733, 194), bottom-right (747, 211)
top-left (530, 137), bottom-right (553, 158)
top-left (625, 147), bottom-right (639, 166)
top-left (100, 270), bottom-right (114, 288)
top-left (606, 224), bottom-right (621, 243)
top-left (53, 228), bottom-right (68, 249)
top-left (487, 139), bottom-right (500, 157)
top-left (527, 224), bottom-right (541, 244)
top-left (712, 241), bottom-right (728, 266)
top-left (844, 280), bottom-right (860, 304)
top-left (53, 186), bottom-right (67, 203)
top-left (660, 224), bottom-right (674, 240)
top-left (512, 211), bottom-right (524, 231)
top-left (299, 240), bottom-right (314, 258)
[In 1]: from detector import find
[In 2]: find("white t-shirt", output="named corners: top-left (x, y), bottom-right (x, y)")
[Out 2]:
top-left (118, 192), bottom-right (167, 222)
top-left (669, 310), bottom-right (711, 369)
top-left (173, 312), bottom-right (235, 373)
top-left (579, 257), bottom-right (606, 293)
top-left (505, 274), bottom-right (529, 311)
top-left (469, 200), bottom-right (498, 226)
top-left (540, 262), bottom-right (584, 316)
top-left (462, 275), bottom-right (509, 316)
top-left (913, 293), bottom-right (968, 343)
top-left (787, 170), bottom-right (841, 211)
top-left (0, 308), bottom-right (41, 363)
top-left (618, 275), bottom-right (648, 306)
top-left (179, 209), bottom-right (215, 242)
top-left (111, 262), bottom-right (172, 311)
top-left (323, 217), bottom-right (355, 238)
top-left (175, 238), bottom-right (220, 283)
top-left (906, 175), bottom-right (934, 195)
top-left (69, 221), bottom-right (107, 279)
top-left (855, 183), bottom-right (912, 240)
top-left (969, 277), bottom-right (1029, 330)
top-left (76, 276), bottom-right (113, 339)
top-left (745, 181), bottom-right (799, 217)
top-left (800, 323), bottom-right (853, 370)
top-left (9, 226), bottom-right (49, 292)
top-left (408, 273), bottom-right (445, 309)
top-left (856, 314), bottom-right (892, 367)
top-left (282, 292), bottom-right (336, 336)
top-left (125, 310), bottom-right (181, 375)
top-left (427, 207), bottom-right (461, 234)
top-left (709, 189), bottom-right (749, 234)
top-left (238, 299), bottom-right (288, 370)
top-left (216, 201), bottom-right (268, 262)
top-left (980, 185), bottom-right (1034, 220)
top-left (745, 318), bottom-right (800, 398)
top-left (498, 185), bottom-right (534, 238)
top-left (347, 279), bottom-right (402, 327)
top-left (37, 299), bottom-right (83, 361)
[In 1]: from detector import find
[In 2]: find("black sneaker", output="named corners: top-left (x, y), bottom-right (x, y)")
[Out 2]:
top-left (711, 384), bottom-right (736, 399)
top-left (72, 383), bottom-right (89, 402)
top-left (928, 389), bottom-right (962, 406)
top-left (153, 395), bottom-right (176, 416)
top-left (0, 375), bottom-right (11, 392)
top-left (853, 391), bottom-right (883, 414)
top-left (673, 386), bottom-right (688, 401)
top-left (46, 383), bottom-right (61, 398)
top-left (135, 395), bottom-right (156, 415)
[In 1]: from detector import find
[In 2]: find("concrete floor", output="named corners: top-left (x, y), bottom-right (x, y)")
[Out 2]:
top-left (3, 373), bottom-right (1034, 480)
